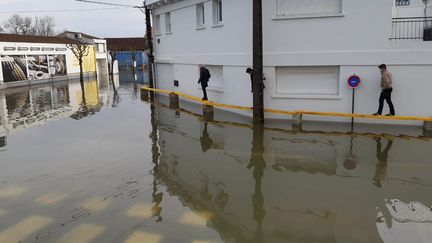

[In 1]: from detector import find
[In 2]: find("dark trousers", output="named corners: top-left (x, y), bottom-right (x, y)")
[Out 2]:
top-left (377, 88), bottom-right (395, 115)
top-left (201, 83), bottom-right (208, 100)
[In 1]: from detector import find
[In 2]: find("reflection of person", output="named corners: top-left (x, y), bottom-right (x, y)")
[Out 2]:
top-left (200, 122), bottom-right (213, 152)
top-left (246, 68), bottom-right (265, 92)
top-left (373, 137), bottom-right (393, 187)
top-left (373, 64), bottom-right (395, 116)
top-left (198, 64), bottom-right (211, 100)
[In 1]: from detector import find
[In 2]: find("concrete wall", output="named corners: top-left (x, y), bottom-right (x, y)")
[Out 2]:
top-left (150, 0), bottom-right (432, 125)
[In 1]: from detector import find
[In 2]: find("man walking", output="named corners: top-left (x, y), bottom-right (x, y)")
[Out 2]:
top-left (373, 64), bottom-right (395, 116)
top-left (198, 64), bottom-right (211, 100)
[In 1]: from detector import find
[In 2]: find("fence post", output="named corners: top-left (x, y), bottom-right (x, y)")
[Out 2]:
top-left (203, 104), bottom-right (214, 121)
top-left (424, 121), bottom-right (432, 137)
top-left (169, 92), bottom-right (180, 109)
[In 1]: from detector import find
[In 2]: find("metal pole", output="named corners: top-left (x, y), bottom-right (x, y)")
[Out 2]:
top-left (253, 0), bottom-right (264, 124)
top-left (351, 89), bottom-right (355, 129)
top-left (145, 1), bottom-right (155, 89)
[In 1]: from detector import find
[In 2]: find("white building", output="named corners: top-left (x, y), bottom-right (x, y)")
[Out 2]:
top-left (0, 33), bottom-right (109, 89)
top-left (58, 31), bottom-right (110, 81)
top-left (147, 0), bottom-right (432, 125)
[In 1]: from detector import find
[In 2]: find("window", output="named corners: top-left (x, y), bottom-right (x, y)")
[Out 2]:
top-left (213, 0), bottom-right (223, 25)
top-left (276, 0), bottom-right (342, 17)
top-left (196, 3), bottom-right (205, 28)
top-left (165, 12), bottom-right (172, 33)
top-left (155, 15), bottom-right (161, 35)
top-left (276, 66), bottom-right (340, 97)
top-left (97, 43), bottom-right (105, 52)
top-left (395, 0), bottom-right (410, 6)
top-left (202, 65), bottom-right (224, 91)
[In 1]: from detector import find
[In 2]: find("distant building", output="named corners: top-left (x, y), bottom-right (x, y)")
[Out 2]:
top-left (105, 38), bottom-right (148, 71)
top-left (147, 0), bottom-right (432, 125)
top-left (58, 31), bottom-right (109, 81)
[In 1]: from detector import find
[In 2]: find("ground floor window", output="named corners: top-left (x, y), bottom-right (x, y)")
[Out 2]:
top-left (276, 0), bottom-right (343, 17)
top-left (203, 65), bottom-right (224, 91)
top-left (275, 66), bottom-right (340, 97)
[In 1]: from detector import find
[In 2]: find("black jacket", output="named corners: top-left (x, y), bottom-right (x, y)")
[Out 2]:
top-left (199, 67), bottom-right (211, 85)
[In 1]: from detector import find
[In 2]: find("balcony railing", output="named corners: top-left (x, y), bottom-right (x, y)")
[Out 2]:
top-left (391, 17), bottom-right (432, 40)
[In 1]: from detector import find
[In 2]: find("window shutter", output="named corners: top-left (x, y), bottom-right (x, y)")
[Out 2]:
top-left (277, 0), bottom-right (342, 17)
top-left (276, 66), bottom-right (340, 96)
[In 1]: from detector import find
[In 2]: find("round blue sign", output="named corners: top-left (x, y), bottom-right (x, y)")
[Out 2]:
top-left (348, 75), bottom-right (361, 89)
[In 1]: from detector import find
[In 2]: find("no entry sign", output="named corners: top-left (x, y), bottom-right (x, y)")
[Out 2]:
top-left (348, 75), bottom-right (361, 89)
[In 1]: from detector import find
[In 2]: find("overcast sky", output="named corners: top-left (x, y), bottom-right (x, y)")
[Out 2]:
top-left (0, 0), bottom-right (146, 38)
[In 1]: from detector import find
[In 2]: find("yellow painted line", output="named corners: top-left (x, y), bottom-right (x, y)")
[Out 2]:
top-left (141, 87), bottom-right (432, 122)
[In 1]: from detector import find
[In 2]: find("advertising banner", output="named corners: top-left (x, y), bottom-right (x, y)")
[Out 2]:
top-left (1, 55), bottom-right (28, 82)
top-left (27, 55), bottom-right (50, 80)
top-left (49, 55), bottom-right (67, 76)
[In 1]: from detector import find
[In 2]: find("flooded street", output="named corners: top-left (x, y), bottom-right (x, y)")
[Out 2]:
top-left (1, 73), bottom-right (432, 243)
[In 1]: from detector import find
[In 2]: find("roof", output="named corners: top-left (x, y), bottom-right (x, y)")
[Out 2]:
top-left (0, 33), bottom-right (81, 44)
top-left (57, 31), bottom-right (101, 40)
top-left (105, 38), bottom-right (147, 51)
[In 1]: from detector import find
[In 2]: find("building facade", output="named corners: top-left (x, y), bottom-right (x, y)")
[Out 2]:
top-left (147, 0), bottom-right (432, 125)
top-left (0, 33), bottom-right (109, 89)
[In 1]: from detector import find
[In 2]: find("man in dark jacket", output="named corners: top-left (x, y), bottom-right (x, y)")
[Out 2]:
top-left (198, 65), bottom-right (211, 100)
top-left (246, 68), bottom-right (265, 92)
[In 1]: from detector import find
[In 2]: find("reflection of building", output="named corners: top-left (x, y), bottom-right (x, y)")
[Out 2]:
top-left (0, 82), bottom-right (73, 135)
top-left (147, 0), bottom-right (432, 125)
top-left (151, 103), bottom-right (432, 243)
top-left (0, 79), bottom-right (105, 151)
top-left (0, 33), bottom-right (101, 89)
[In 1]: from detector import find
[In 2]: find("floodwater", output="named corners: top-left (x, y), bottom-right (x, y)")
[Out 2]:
top-left (1, 73), bottom-right (432, 243)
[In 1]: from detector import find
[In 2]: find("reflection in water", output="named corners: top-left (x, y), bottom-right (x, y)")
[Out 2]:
top-left (151, 100), bottom-right (432, 243)
top-left (249, 124), bottom-right (266, 243)
top-left (373, 138), bottom-right (394, 188)
top-left (150, 103), bottom-right (163, 222)
top-left (200, 122), bottom-right (213, 153)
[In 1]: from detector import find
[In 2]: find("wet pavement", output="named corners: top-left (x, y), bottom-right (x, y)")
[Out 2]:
top-left (1, 73), bottom-right (432, 243)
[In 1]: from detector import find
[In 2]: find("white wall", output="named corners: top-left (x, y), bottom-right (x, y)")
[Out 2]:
top-left (150, 0), bottom-right (432, 125)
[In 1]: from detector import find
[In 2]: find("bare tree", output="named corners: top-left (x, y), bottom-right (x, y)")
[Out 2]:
top-left (0, 26), bottom-right (4, 33)
top-left (67, 44), bottom-right (90, 102)
top-left (2, 14), bottom-right (56, 36)
top-left (3, 14), bottom-right (33, 35)
top-left (33, 16), bottom-right (56, 36)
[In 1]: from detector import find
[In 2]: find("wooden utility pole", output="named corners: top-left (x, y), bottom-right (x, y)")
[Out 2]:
top-left (144, 1), bottom-right (155, 89)
top-left (253, 0), bottom-right (264, 124)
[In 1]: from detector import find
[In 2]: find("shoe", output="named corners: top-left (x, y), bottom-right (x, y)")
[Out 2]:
top-left (385, 113), bottom-right (395, 116)
top-left (372, 113), bottom-right (381, 116)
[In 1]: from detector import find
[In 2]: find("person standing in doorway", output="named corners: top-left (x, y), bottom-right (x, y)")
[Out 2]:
top-left (373, 64), bottom-right (395, 116)
top-left (198, 64), bottom-right (211, 100)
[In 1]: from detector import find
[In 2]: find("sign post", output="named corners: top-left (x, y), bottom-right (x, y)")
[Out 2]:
top-left (347, 75), bottom-right (361, 128)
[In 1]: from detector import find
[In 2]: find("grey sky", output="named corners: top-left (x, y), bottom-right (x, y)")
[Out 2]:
top-left (0, 0), bottom-right (146, 38)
